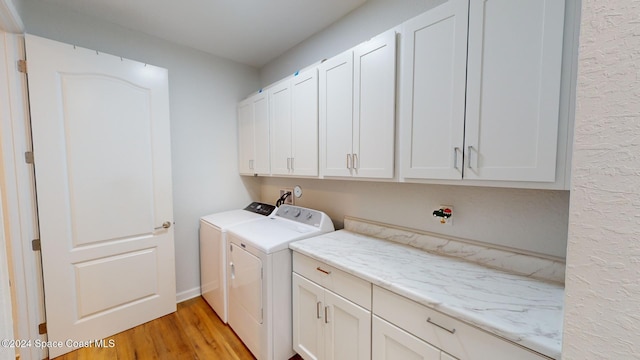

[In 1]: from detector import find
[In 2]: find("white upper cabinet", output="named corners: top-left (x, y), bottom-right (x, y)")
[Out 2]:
top-left (400, 0), bottom-right (569, 187)
top-left (320, 29), bottom-right (397, 179)
top-left (291, 69), bottom-right (319, 176)
top-left (270, 69), bottom-right (319, 177)
top-left (399, 0), bottom-right (469, 180)
top-left (269, 81), bottom-right (292, 176)
top-left (238, 92), bottom-right (270, 175)
top-left (464, 0), bottom-right (565, 182)
top-left (319, 51), bottom-right (355, 178)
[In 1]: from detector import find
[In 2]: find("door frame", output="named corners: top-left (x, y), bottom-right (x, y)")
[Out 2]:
top-left (0, 27), bottom-right (47, 360)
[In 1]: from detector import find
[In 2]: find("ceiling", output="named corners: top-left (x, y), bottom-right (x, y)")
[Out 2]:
top-left (42, 0), bottom-right (368, 68)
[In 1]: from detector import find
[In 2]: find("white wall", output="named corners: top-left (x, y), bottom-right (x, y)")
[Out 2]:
top-left (563, 0), bottom-right (640, 357)
top-left (258, 0), bottom-right (572, 259)
top-left (18, 0), bottom-right (262, 298)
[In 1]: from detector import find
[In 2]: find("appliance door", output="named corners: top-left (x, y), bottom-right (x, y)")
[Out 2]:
top-left (199, 220), bottom-right (227, 322)
top-left (228, 241), bottom-right (263, 358)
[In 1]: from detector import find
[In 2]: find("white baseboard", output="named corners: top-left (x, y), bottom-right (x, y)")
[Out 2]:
top-left (176, 286), bottom-right (201, 303)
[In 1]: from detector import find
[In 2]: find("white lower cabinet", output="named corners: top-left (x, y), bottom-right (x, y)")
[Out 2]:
top-left (373, 286), bottom-right (550, 360)
top-left (292, 253), bottom-right (371, 360)
top-left (372, 315), bottom-right (446, 360)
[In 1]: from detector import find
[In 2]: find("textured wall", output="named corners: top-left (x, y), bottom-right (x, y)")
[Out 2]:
top-left (563, 0), bottom-right (640, 358)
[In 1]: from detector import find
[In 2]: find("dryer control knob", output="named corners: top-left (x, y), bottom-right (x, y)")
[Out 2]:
top-left (293, 209), bottom-right (301, 217)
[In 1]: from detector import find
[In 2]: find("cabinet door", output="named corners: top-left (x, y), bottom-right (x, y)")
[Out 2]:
top-left (252, 92), bottom-right (270, 175)
top-left (237, 99), bottom-right (254, 175)
top-left (293, 274), bottom-right (324, 360)
top-left (464, 0), bottom-right (565, 181)
top-left (292, 69), bottom-right (319, 176)
top-left (270, 81), bottom-right (293, 176)
top-left (353, 29), bottom-right (396, 178)
top-left (372, 316), bottom-right (440, 360)
top-left (319, 51), bottom-right (354, 177)
top-left (399, 0), bottom-right (468, 180)
top-left (324, 290), bottom-right (371, 360)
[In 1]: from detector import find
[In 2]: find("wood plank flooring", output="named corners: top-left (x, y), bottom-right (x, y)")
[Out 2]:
top-left (53, 296), bottom-right (301, 360)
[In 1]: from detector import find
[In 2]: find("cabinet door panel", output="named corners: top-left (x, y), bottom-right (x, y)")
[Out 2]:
top-left (319, 51), bottom-right (354, 177)
top-left (270, 81), bottom-right (293, 176)
top-left (464, 0), bottom-right (565, 181)
top-left (292, 69), bottom-right (319, 176)
top-left (399, 0), bottom-right (468, 180)
top-left (253, 92), bottom-right (270, 175)
top-left (293, 274), bottom-right (324, 360)
top-left (325, 290), bottom-right (371, 360)
top-left (372, 316), bottom-right (441, 360)
top-left (237, 99), bottom-right (254, 175)
top-left (353, 30), bottom-right (396, 178)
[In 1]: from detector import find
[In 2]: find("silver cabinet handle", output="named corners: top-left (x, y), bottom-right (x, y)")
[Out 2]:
top-left (287, 157), bottom-right (291, 170)
top-left (427, 317), bottom-right (456, 334)
top-left (317, 301), bottom-right (323, 319)
top-left (324, 306), bottom-right (330, 324)
top-left (154, 221), bottom-right (171, 230)
top-left (467, 146), bottom-right (473, 169)
top-left (346, 154), bottom-right (352, 169)
top-left (291, 157), bottom-right (294, 171)
top-left (353, 153), bottom-right (358, 170)
top-left (454, 147), bottom-right (461, 170)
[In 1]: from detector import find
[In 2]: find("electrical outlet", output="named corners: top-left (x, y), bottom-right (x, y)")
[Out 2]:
top-left (279, 188), bottom-right (294, 205)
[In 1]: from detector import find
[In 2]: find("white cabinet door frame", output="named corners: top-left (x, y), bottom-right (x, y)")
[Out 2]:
top-left (399, 0), bottom-right (469, 180)
top-left (353, 29), bottom-right (397, 179)
top-left (291, 69), bottom-right (319, 177)
top-left (464, 0), bottom-right (565, 181)
top-left (319, 51), bottom-right (354, 178)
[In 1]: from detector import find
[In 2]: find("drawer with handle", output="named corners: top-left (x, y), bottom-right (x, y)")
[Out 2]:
top-left (373, 286), bottom-right (551, 360)
top-left (293, 252), bottom-right (371, 310)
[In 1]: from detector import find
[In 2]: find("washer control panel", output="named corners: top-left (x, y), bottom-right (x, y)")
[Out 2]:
top-left (275, 205), bottom-right (324, 227)
top-left (244, 202), bottom-right (276, 216)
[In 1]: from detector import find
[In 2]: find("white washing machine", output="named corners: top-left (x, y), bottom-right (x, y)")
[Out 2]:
top-left (226, 205), bottom-right (334, 360)
top-left (199, 202), bottom-right (276, 323)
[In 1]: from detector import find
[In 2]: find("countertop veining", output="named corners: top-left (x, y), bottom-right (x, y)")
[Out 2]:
top-left (290, 230), bottom-right (564, 359)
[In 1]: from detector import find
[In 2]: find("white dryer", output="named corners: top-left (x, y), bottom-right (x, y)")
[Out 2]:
top-left (226, 205), bottom-right (334, 360)
top-left (199, 202), bottom-right (276, 323)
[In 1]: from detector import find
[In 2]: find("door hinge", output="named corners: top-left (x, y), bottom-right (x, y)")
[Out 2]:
top-left (25, 151), bottom-right (34, 164)
top-left (31, 239), bottom-right (41, 251)
top-left (17, 60), bottom-right (27, 74)
top-left (38, 322), bottom-right (47, 335)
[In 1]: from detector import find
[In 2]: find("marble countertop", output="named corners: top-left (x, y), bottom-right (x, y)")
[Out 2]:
top-left (290, 230), bottom-right (564, 359)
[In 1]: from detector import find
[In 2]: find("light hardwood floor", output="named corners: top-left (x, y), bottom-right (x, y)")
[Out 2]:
top-left (53, 296), bottom-right (301, 360)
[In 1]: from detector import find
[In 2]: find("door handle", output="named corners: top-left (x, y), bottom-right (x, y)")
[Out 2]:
top-left (154, 221), bottom-right (172, 230)
top-left (324, 306), bottom-right (330, 324)
top-left (346, 154), bottom-right (352, 169)
top-left (317, 301), bottom-right (323, 319)
top-left (352, 153), bottom-right (358, 170)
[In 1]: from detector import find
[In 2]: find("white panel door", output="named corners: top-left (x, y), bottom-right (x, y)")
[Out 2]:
top-left (464, 0), bottom-right (565, 181)
top-left (399, 0), bottom-right (468, 180)
top-left (293, 273), bottom-right (324, 360)
top-left (253, 92), bottom-right (271, 175)
top-left (324, 290), bottom-right (371, 360)
top-left (353, 29), bottom-right (396, 179)
top-left (270, 80), bottom-right (293, 176)
top-left (238, 98), bottom-right (255, 175)
top-left (291, 69), bottom-right (319, 177)
top-left (25, 35), bottom-right (175, 358)
top-left (372, 316), bottom-right (441, 360)
top-left (319, 51), bottom-right (354, 177)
